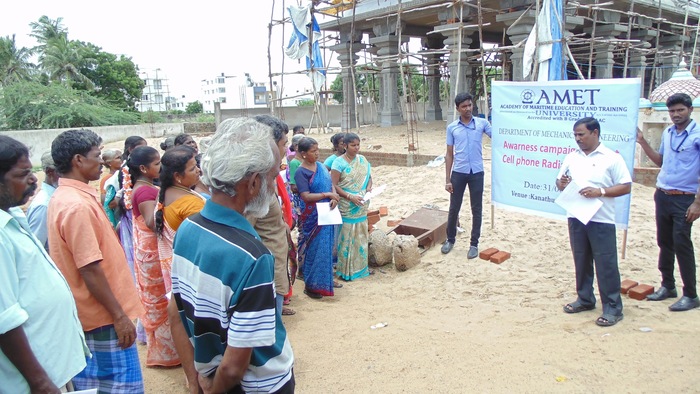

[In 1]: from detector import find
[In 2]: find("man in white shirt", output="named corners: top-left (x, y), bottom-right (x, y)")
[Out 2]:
top-left (556, 118), bottom-right (632, 327)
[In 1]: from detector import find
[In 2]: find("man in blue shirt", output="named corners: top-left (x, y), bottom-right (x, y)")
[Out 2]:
top-left (0, 136), bottom-right (87, 392)
top-left (442, 92), bottom-right (492, 259)
top-left (26, 151), bottom-right (58, 251)
top-left (637, 92), bottom-right (700, 311)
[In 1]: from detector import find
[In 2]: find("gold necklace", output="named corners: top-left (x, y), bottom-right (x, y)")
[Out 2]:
top-left (172, 185), bottom-right (194, 194)
top-left (134, 179), bottom-right (154, 187)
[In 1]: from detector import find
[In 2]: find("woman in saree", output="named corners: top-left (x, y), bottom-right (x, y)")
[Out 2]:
top-left (294, 137), bottom-right (340, 299)
top-left (154, 146), bottom-right (205, 293)
top-left (128, 146), bottom-right (180, 367)
top-left (331, 133), bottom-right (373, 281)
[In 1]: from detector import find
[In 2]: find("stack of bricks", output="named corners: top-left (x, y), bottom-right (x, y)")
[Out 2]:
top-left (478, 248), bottom-right (511, 264)
top-left (317, 148), bottom-right (435, 168)
top-left (621, 279), bottom-right (655, 300)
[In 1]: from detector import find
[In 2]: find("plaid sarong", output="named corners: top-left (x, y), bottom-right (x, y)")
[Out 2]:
top-left (72, 325), bottom-right (144, 394)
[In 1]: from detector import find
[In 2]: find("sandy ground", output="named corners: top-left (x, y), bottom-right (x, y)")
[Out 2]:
top-left (100, 121), bottom-right (700, 393)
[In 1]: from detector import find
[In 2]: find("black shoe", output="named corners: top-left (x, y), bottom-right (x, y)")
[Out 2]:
top-left (441, 241), bottom-right (454, 254)
top-left (646, 287), bottom-right (678, 301)
top-left (669, 296), bottom-right (700, 312)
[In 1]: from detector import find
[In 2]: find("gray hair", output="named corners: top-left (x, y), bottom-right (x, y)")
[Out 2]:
top-left (201, 117), bottom-right (277, 196)
top-left (40, 151), bottom-right (55, 171)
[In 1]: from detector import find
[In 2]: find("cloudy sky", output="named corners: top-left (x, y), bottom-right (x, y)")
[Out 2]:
top-left (0, 0), bottom-right (328, 99)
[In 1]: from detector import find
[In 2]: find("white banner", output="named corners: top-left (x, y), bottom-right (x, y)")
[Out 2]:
top-left (491, 79), bottom-right (641, 228)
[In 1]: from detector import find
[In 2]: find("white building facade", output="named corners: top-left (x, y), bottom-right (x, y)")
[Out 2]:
top-left (200, 73), bottom-right (269, 113)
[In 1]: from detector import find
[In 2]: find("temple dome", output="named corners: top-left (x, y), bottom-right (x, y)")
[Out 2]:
top-left (649, 60), bottom-right (700, 108)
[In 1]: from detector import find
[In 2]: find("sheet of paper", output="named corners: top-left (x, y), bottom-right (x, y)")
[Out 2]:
top-left (72, 390), bottom-right (98, 394)
top-left (361, 184), bottom-right (387, 203)
top-left (317, 202), bottom-right (343, 225)
top-left (554, 180), bottom-right (603, 225)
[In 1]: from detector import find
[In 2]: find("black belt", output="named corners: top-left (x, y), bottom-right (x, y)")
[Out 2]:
top-left (657, 188), bottom-right (695, 196)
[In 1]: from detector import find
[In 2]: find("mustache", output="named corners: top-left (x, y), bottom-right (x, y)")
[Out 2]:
top-left (24, 184), bottom-right (37, 197)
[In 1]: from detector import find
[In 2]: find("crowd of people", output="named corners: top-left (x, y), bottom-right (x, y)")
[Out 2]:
top-left (0, 114), bottom-right (376, 393)
top-left (1, 91), bottom-right (698, 393)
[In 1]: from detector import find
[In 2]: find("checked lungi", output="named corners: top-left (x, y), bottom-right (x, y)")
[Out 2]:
top-left (72, 325), bottom-right (144, 393)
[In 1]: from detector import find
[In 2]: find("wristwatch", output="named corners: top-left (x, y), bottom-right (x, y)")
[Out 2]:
top-left (600, 187), bottom-right (606, 196)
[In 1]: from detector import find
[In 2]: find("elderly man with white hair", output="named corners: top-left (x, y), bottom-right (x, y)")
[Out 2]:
top-left (170, 117), bottom-right (295, 394)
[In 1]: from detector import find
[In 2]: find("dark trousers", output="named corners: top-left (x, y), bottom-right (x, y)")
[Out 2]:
top-left (446, 171), bottom-right (484, 246)
top-left (568, 218), bottom-right (623, 316)
top-left (654, 190), bottom-right (697, 298)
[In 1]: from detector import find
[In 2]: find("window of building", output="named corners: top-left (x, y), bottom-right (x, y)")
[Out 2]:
top-left (154, 79), bottom-right (162, 90)
top-left (217, 77), bottom-right (225, 84)
top-left (218, 87), bottom-right (226, 93)
top-left (219, 97), bottom-right (227, 103)
top-left (141, 94), bottom-right (149, 101)
top-left (154, 95), bottom-right (163, 104)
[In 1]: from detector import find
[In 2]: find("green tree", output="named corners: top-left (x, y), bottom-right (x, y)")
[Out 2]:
top-left (76, 42), bottom-right (144, 110)
top-left (296, 98), bottom-right (315, 107)
top-left (186, 101), bottom-right (203, 114)
top-left (0, 80), bottom-right (138, 130)
top-left (0, 34), bottom-right (34, 86)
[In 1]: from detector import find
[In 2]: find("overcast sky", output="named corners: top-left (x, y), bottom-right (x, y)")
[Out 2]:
top-left (0, 0), bottom-right (324, 99)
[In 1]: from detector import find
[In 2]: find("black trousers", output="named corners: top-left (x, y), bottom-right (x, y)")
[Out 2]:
top-left (654, 190), bottom-right (697, 298)
top-left (446, 171), bottom-right (484, 246)
top-left (568, 218), bottom-right (623, 317)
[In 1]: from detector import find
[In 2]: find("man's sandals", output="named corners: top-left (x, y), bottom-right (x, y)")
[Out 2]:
top-left (563, 301), bottom-right (595, 314)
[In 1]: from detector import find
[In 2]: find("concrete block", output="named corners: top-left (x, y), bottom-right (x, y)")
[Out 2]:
top-left (628, 284), bottom-right (654, 300)
top-left (489, 251), bottom-right (511, 264)
top-left (479, 248), bottom-right (500, 261)
top-left (620, 279), bottom-right (639, 294)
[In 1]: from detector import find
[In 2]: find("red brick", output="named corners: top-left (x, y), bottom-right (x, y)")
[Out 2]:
top-left (620, 279), bottom-right (639, 294)
top-left (379, 206), bottom-right (389, 217)
top-left (367, 209), bottom-right (380, 217)
top-left (368, 214), bottom-right (381, 226)
top-left (387, 219), bottom-right (402, 227)
top-left (628, 284), bottom-right (654, 300)
top-left (479, 248), bottom-right (500, 261)
top-left (489, 251), bottom-right (511, 264)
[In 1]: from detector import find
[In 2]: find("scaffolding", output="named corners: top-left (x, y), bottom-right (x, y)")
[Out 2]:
top-left (267, 0), bottom-right (700, 151)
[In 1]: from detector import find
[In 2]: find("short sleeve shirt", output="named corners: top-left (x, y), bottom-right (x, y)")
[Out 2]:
top-left (446, 116), bottom-right (492, 174)
top-left (656, 120), bottom-right (700, 193)
top-left (48, 178), bottom-right (143, 331)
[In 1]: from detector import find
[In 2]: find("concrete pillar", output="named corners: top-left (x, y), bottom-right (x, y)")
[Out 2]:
top-left (421, 35), bottom-right (445, 121)
top-left (496, 10), bottom-right (537, 82)
top-left (329, 40), bottom-right (361, 130)
top-left (657, 34), bottom-right (688, 87)
top-left (583, 23), bottom-right (627, 79)
top-left (369, 22), bottom-right (407, 127)
top-left (442, 26), bottom-right (475, 120)
top-left (627, 25), bottom-right (657, 95)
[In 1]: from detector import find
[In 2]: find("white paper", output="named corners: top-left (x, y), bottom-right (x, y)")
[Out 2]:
top-left (316, 202), bottom-right (343, 225)
top-left (72, 390), bottom-right (98, 394)
top-left (554, 180), bottom-right (603, 225)
top-left (361, 184), bottom-right (387, 203)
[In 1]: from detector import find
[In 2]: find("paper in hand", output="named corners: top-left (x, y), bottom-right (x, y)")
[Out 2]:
top-left (554, 180), bottom-right (603, 225)
top-left (362, 184), bottom-right (386, 203)
top-left (317, 202), bottom-right (343, 225)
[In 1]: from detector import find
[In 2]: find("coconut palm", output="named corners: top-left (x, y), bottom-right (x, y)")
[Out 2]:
top-left (0, 34), bottom-right (35, 86)
top-left (29, 15), bottom-right (67, 55)
top-left (42, 35), bottom-right (94, 88)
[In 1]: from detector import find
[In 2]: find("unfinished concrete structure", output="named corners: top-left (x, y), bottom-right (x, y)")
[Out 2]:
top-left (311, 0), bottom-right (700, 130)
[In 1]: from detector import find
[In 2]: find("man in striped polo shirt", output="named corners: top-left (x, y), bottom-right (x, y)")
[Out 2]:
top-left (171, 117), bottom-right (295, 393)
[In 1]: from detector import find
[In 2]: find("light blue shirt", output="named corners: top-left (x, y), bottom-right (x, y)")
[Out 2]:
top-left (447, 116), bottom-right (492, 175)
top-left (0, 207), bottom-right (87, 392)
top-left (656, 119), bottom-right (700, 193)
top-left (26, 182), bottom-right (56, 251)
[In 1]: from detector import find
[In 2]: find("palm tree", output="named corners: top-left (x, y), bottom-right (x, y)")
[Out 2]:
top-left (41, 35), bottom-right (94, 88)
top-left (0, 34), bottom-right (35, 86)
top-left (30, 16), bottom-right (67, 53)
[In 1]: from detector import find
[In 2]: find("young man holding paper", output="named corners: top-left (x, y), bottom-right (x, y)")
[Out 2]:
top-left (556, 117), bottom-right (632, 327)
